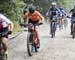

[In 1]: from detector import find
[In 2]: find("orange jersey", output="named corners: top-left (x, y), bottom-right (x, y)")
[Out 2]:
top-left (24, 11), bottom-right (44, 21)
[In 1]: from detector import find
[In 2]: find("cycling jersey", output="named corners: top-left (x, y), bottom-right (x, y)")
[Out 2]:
top-left (0, 14), bottom-right (11, 28)
top-left (24, 11), bottom-right (44, 21)
top-left (48, 7), bottom-right (61, 20)
top-left (0, 14), bottom-right (12, 38)
top-left (70, 9), bottom-right (75, 17)
top-left (48, 7), bottom-right (60, 16)
top-left (60, 9), bottom-right (66, 16)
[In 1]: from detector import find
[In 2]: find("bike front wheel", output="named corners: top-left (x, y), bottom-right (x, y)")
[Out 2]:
top-left (51, 22), bottom-right (56, 38)
top-left (27, 32), bottom-right (38, 56)
top-left (27, 32), bottom-right (34, 56)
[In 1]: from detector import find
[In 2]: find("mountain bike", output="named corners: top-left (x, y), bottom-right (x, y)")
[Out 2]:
top-left (27, 22), bottom-right (42, 56)
top-left (50, 16), bottom-right (57, 38)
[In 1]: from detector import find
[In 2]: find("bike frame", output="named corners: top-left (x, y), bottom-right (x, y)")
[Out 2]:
top-left (27, 23), bottom-right (39, 56)
top-left (28, 23), bottom-right (38, 45)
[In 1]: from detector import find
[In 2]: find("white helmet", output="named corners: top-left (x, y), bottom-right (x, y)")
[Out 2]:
top-left (52, 2), bottom-right (56, 5)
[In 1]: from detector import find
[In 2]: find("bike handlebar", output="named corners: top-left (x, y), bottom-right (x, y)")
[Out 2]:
top-left (20, 22), bottom-right (43, 27)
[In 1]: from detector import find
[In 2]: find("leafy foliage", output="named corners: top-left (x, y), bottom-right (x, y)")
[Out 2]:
top-left (0, 0), bottom-right (75, 32)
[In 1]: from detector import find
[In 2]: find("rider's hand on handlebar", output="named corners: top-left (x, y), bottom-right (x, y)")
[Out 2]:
top-left (8, 31), bottom-right (12, 34)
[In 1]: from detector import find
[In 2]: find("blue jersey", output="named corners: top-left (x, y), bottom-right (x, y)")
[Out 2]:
top-left (60, 9), bottom-right (66, 16)
top-left (49, 7), bottom-right (60, 16)
top-left (70, 9), bottom-right (75, 17)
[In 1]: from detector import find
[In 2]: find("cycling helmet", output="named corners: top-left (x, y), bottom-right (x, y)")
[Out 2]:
top-left (29, 6), bottom-right (35, 13)
top-left (51, 2), bottom-right (56, 6)
top-left (59, 7), bottom-right (63, 10)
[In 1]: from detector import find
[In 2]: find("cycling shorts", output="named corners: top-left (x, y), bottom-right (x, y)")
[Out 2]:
top-left (0, 27), bottom-right (8, 38)
top-left (28, 19), bottom-right (39, 25)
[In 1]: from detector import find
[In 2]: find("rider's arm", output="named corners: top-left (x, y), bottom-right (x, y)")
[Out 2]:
top-left (69, 9), bottom-right (73, 14)
top-left (8, 22), bottom-right (13, 33)
top-left (23, 12), bottom-right (28, 20)
top-left (46, 11), bottom-right (49, 17)
top-left (67, 9), bottom-right (73, 17)
top-left (5, 18), bottom-right (13, 32)
top-left (47, 7), bottom-right (51, 16)
top-left (37, 11), bottom-right (45, 21)
top-left (69, 9), bottom-right (73, 13)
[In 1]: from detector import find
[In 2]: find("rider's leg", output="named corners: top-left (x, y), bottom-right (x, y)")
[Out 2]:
top-left (62, 16), bottom-right (65, 24)
top-left (34, 26), bottom-right (39, 40)
top-left (34, 26), bottom-right (40, 48)
top-left (62, 18), bottom-right (64, 28)
top-left (1, 37), bottom-right (8, 52)
top-left (59, 17), bottom-right (63, 29)
top-left (59, 19), bottom-right (62, 29)
top-left (61, 18), bottom-right (63, 26)
top-left (1, 27), bottom-right (8, 53)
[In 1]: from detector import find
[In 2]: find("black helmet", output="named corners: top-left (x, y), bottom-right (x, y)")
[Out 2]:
top-left (29, 6), bottom-right (35, 13)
